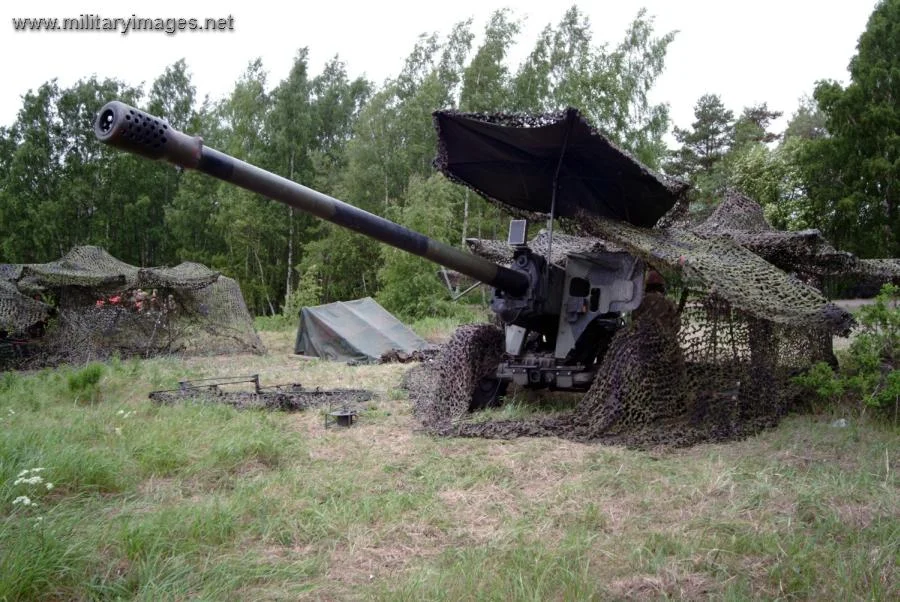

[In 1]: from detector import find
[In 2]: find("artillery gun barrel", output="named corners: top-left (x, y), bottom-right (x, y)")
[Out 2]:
top-left (92, 100), bottom-right (529, 297)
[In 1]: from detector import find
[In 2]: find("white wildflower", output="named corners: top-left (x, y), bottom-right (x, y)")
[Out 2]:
top-left (33, 516), bottom-right (44, 527)
top-left (14, 475), bottom-right (44, 486)
top-left (12, 496), bottom-right (32, 506)
top-left (17, 468), bottom-right (44, 477)
top-left (46, 482), bottom-right (54, 491)
top-left (117, 409), bottom-right (125, 415)
top-left (7, 409), bottom-right (14, 415)
top-left (115, 427), bottom-right (122, 436)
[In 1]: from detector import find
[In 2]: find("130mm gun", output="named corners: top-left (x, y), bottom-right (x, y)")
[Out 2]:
top-left (93, 100), bottom-right (668, 410)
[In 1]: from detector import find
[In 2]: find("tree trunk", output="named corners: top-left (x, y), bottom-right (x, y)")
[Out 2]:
top-left (479, 207), bottom-right (486, 305)
top-left (285, 151), bottom-right (295, 303)
top-left (254, 247), bottom-right (276, 316)
top-left (886, 181), bottom-right (898, 256)
top-left (461, 190), bottom-right (469, 247)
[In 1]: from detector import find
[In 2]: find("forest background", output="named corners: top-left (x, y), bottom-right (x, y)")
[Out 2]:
top-left (2, 1), bottom-right (897, 320)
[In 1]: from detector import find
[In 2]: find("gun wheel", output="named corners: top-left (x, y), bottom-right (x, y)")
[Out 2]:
top-left (470, 377), bottom-right (508, 411)
top-left (416, 323), bottom-right (504, 428)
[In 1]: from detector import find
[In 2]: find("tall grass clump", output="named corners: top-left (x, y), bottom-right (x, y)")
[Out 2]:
top-left (67, 362), bottom-right (106, 404)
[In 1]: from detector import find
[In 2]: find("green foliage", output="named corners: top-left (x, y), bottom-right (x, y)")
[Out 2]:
top-left (285, 264), bottom-right (323, 316)
top-left (846, 284), bottom-right (900, 413)
top-left (253, 263), bottom-right (325, 332)
top-left (459, 10), bottom-right (521, 112)
top-left (783, 95), bottom-right (827, 142)
top-left (731, 103), bottom-right (783, 149)
top-left (298, 225), bottom-right (381, 304)
top-left (409, 304), bottom-right (491, 340)
top-left (667, 89), bottom-right (831, 233)
top-left (67, 363), bottom-right (106, 403)
top-left (512, 6), bottom-right (676, 167)
top-left (376, 175), bottom-right (462, 320)
top-left (1, 5), bottom-right (679, 321)
top-left (0, 76), bottom-right (152, 264)
top-left (794, 284), bottom-right (900, 419)
top-left (854, 284), bottom-right (899, 362)
top-left (376, 251), bottom-right (447, 321)
top-left (147, 59), bottom-right (196, 130)
top-left (727, 137), bottom-right (812, 230)
top-left (664, 1), bottom-right (899, 256)
top-left (668, 94), bottom-right (734, 182)
top-left (806, 0), bottom-right (900, 256)
top-left (792, 361), bottom-right (845, 409)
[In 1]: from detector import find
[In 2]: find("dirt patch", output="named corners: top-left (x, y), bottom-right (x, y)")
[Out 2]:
top-left (132, 462), bottom-right (269, 506)
top-left (833, 503), bottom-right (879, 529)
top-left (492, 439), bottom-right (591, 501)
top-left (257, 542), bottom-right (317, 564)
top-left (325, 521), bottom-right (446, 584)
top-left (137, 475), bottom-right (180, 498)
top-left (771, 441), bottom-right (862, 473)
top-left (365, 424), bottom-right (419, 459)
top-left (304, 424), bottom-right (416, 465)
top-left (438, 485), bottom-right (521, 544)
top-left (607, 567), bottom-right (717, 600)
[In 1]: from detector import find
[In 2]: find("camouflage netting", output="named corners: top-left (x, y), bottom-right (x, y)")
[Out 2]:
top-left (468, 190), bottom-right (900, 288)
top-left (408, 192), bottom-right (891, 449)
top-left (0, 281), bottom-right (51, 334)
top-left (150, 384), bottom-right (373, 411)
top-left (465, 230), bottom-right (622, 268)
top-left (424, 110), bottom-right (897, 448)
top-left (688, 190), bottom-right (900, 285)
top-left (1, 246), bottom-right (263, 367)
top-left (857, 258), bottom-right (900, 283)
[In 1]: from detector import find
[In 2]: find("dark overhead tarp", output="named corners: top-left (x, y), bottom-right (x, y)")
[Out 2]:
top-left (294, 297), bottom-right (431, 363)
top-left (433, 107), bottom-right (686, 228)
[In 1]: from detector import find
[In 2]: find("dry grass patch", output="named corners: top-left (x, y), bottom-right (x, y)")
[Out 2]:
top-left (325, 521), bottom-right (448, 585)
top-left (608, 566), bottom-right (717, 600)
top-left (833, 502), bottom-right (880, 529)
top-left (438, 485), bottom-right (521, 544)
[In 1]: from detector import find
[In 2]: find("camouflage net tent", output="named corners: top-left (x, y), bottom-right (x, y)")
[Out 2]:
top-left (407, 106), bottom-right (897, 448)
top-left (0, 246), bottom-right (263, 367)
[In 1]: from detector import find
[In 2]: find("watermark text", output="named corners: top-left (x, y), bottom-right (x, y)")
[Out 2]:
top-left (12, 14), bottom-right (235, 35)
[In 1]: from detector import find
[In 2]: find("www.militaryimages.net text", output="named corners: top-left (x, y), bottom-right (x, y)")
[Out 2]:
top-left (11, 14), bottom-right (235, 35)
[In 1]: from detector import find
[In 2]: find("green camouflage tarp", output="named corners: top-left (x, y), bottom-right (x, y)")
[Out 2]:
top-left (294, 297), bottom-right (431, 363)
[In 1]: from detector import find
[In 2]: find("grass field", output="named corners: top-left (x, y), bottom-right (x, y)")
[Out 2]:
top-left (1, 325), bottom-right (897, 600)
